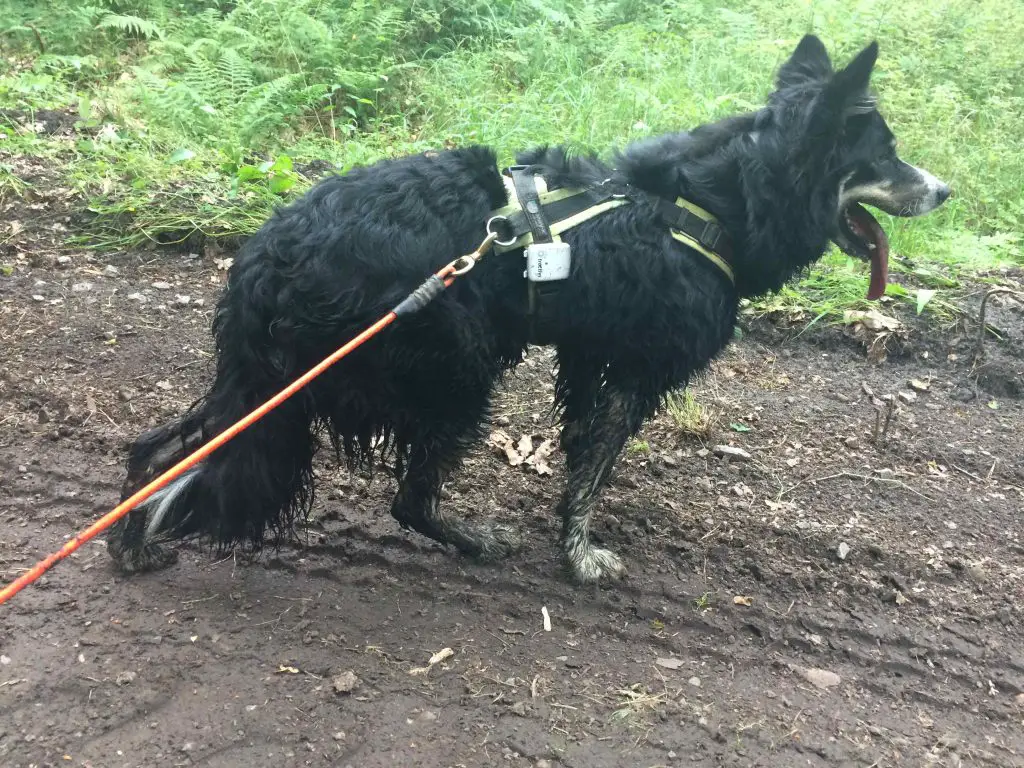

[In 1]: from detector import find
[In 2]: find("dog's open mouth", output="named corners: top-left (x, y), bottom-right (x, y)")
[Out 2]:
top-left (835, 203), bottom-right (889, 300)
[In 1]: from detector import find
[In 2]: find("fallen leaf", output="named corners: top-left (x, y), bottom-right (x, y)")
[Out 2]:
top-left (655, 657), bottom-right (685, 670)
top-left (277, 665), bottom-right (300, 674)
top-left (525, 438), bottom-right (555, 476)
top-left (516, 434), bottom-right (533, 458)
top-left (489, 430), bottom-right (556, 474)
top-left (488, 429), bottom-right (524, 466)
top-left (410, 647), bottom-right (454, 676)
top-left (842, 309), bottom-right (902, 332)
top-left (844, 310), bottom-right (905, 363)
top-left (733, 595), bottom-right (753, 606)
top-left (428, 647), bottom-right (454, 665)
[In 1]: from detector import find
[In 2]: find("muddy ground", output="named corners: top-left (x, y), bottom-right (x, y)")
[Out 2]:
top-left (1, 152), bottom-right (1023, 768)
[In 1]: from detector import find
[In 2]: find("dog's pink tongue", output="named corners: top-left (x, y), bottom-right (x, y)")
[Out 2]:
top-left (849, 204), bottom-right (889, 300)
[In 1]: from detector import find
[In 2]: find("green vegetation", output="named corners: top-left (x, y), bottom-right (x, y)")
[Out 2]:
top-left (666, 389), bottom-right (717, 438)
top-left (1, 0), bottom-right (1021, 316)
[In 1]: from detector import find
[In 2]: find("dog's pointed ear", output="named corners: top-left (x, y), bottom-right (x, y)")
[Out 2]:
top-left (828, 41), bottom-right (878, 103)
top-left (777, 34), bottom-right (833, 89)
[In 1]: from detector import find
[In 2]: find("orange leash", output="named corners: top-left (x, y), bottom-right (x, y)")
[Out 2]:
top-left (0, 235), bottom-right (495, 607)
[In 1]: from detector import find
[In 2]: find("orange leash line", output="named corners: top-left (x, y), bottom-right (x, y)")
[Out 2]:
top-left (0, 248), bottom-right (481, 607)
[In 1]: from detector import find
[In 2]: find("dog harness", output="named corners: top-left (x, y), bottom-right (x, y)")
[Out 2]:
top-left (485, 166), bottom-right (735, 344)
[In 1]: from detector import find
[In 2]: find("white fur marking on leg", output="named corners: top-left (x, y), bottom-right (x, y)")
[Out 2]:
top-left (571, 545), bottom-right (626, 583)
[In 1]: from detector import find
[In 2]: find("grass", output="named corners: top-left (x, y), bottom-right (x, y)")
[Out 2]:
top-left (1, 0), bottom-right (1022, 318)
top-left (666, 389), bottom-right (718, 439)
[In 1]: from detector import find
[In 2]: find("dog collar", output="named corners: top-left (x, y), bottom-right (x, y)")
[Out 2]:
top-left (486, 169), bottom-right (734, 283)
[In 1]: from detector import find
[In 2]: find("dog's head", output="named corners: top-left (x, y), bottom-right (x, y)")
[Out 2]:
top-left (764, 35), bottom-right (951, 298)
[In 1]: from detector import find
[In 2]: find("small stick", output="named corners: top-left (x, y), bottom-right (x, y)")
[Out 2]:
top-left (950, 464), bottom-right (984, 483)
top-left (973, 287), bottom-right (1023, 365)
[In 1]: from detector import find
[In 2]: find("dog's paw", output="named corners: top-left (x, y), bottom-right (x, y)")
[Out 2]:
top-left (567, 545), bottom-right (626, 583)
top-left (108, 542), bottom-right (179, 574)
top-left (468, 523), bottom-right (523, 562)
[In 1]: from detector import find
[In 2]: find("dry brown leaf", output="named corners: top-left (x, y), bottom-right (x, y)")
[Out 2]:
top-left (428, 647), bottom-right (454, 665)
top-left (733, 596), bottom-right (753, 607)
top-left (489, 431), bottom-right (556, 475)
top-left (410, 647), bottom-right (454, 676)
top-left (526, 438), bottom-right (555, 476)
top-left (516, 434), bottom-right (534, 457)
top-left (843, 309), bottom-right (902, 332)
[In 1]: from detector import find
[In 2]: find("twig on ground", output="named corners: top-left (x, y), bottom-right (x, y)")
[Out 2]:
top-left (872, 396), bottom-right (897, 445)
top-left (951, 464), bottom-right (985, 483)
top-left (782, 471), bottom-right (933, 502)
top-left (973, 287), bottom-right (1023, 366)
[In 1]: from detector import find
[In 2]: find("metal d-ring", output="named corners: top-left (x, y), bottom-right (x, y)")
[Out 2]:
top-left (596, 177), bottom-right (628, 199)
top-left (486, 216), bottom-right (518, 247)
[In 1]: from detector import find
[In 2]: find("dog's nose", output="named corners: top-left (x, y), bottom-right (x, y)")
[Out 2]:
top-left (936, 183), bottom-right (951, 205)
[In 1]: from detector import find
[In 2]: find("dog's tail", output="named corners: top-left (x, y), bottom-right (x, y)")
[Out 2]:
top-left (121, 416), bottom-right (207, 539)
top-left (108, 379), bottom-right (318, 571)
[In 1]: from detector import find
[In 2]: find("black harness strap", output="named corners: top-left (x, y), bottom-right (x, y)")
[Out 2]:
top-left (506, 167), bottom-right (578, 345)
top-left (488, 171), bottom-right (736, 345)
top-left (646, 196), bottom-right (732, 263)
top-left (493, 189), bottom-right (613, 247)
top-left (508, 166), bottom-right (553, 244)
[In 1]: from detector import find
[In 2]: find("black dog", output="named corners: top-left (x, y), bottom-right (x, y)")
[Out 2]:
top-left (108, 36), bottom-right (949, 583)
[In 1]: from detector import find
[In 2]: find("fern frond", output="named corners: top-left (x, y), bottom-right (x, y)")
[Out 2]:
top-left (96, 14), bottom-right (164, 40)
top-left (218, 47), bottom-right (256, 97)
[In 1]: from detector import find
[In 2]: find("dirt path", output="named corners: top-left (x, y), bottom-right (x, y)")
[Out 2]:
top-left (1, 166), bottom-right (1023, 767)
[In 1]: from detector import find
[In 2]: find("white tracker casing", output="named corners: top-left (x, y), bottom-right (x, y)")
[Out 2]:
top-left (525, 242), bottom-right (572, 282)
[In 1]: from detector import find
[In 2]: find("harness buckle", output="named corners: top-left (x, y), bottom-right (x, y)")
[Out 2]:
top-left (701, 222), bottom-right (722, 251)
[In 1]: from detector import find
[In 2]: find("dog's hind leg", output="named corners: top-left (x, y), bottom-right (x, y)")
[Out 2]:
top-left (556, 360), bottom-right (657, 583)
top-left (390, 413), bottom-right (521, 562)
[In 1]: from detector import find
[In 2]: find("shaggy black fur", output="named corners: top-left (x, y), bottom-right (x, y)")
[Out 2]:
top-left (107, 36), bottom-right (949, 582)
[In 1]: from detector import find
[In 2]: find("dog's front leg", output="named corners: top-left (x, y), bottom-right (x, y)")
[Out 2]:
top-left (557, 384), bottom-right (653, 583)
top-left (391, 434), bottom-right (522, 562)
